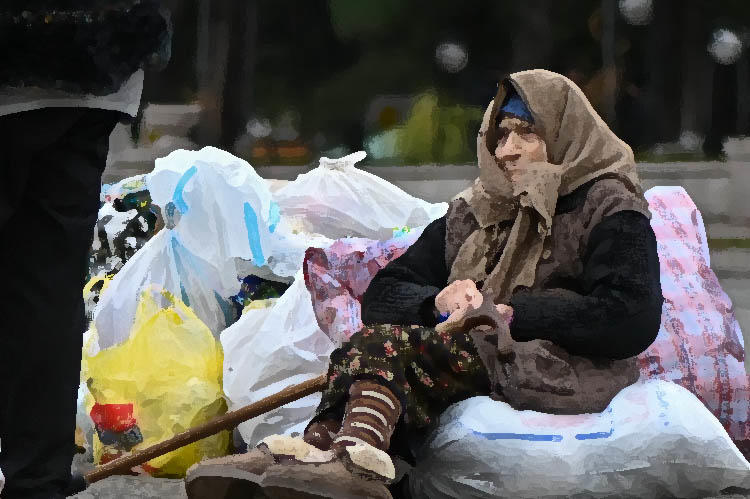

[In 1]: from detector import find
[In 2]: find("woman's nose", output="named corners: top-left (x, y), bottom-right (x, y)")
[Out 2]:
top-left (498, 131), bottom-right (523, 156)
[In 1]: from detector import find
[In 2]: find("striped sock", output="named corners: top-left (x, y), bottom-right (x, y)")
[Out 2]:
top-left (303, 418), bottom-right (341, 451)
top-left (332, 380), bottom-right (402, 453)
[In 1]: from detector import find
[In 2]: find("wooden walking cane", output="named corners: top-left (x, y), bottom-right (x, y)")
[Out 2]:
top-left (83, 374), bottom-right (327, 486)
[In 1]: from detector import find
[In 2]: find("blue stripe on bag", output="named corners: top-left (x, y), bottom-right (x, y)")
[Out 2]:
top-left (575, 428), bottom-right (614, 440)
top-left (268, 201), bottom-right (281, 234)
top-left (243, 202), bottom-right (266, 266)
top-left (172, 165), bottom-right (198, 213)
top-left (473, 431), bottom-right (563, 442)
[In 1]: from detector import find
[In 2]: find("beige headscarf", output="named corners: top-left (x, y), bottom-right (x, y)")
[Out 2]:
top-left (449, 69), bottom-right (651, 305)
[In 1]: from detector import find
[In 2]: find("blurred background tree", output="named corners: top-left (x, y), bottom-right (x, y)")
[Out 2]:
top-left (139, 0), bottom-right (750, 165)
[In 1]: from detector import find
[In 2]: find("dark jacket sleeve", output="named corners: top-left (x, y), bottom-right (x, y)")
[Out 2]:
top-left (1, 1), bottom-right (170, 94)
top-left (508, 210), bottom-right (664, 360)
top-left (361, 217), bottom-right (449, 327)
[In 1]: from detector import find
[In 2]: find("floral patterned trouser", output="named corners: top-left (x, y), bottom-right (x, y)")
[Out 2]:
top-left (313, 324), bottom-right (491, 448)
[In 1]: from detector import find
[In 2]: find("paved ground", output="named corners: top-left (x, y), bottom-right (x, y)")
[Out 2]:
top-left (69, 456), bottom-right (184, 498)
top-left (72, 475), bottom-right (187, 498)
top-left (69, 476), bottom-right (750, 499)
top-left (69, 475), bottom-right (750, 499)
top-left (70, 454), bottom-right (750, 499)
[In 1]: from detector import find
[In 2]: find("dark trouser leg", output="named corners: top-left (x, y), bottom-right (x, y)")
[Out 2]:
top-left (0, 108), bottom-right (121, 498)
top-left (310, 324), bottom-right (491, 464)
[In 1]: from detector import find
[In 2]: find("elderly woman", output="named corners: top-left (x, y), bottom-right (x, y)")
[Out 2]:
top-left (186, 69), bottom-right (664, 499)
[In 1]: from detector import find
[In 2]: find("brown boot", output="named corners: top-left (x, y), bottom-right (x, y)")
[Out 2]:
top-left (331, 380), bottom-right (402, 482)
top-left (185, 434), bottom-right (393, 499)
top-left (185, 446), bottom-right (275, 499)
top-left (302, 418), bottom-right (341, 451)
top-left (186, 380), bottom-right (402, 499)
top-left (259, 457), bottom-right (393, 499)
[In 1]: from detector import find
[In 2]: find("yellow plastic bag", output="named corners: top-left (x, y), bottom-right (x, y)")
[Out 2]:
top-left (85, 287), bottom-right (230, 477)
top-left (74, 331), bottom-right (98, 456)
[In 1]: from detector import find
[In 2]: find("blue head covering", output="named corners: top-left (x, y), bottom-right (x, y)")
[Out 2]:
top-left (500, 92), bottom-right (533, 124)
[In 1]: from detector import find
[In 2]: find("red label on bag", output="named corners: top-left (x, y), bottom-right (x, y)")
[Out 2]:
top-left (90, 403), bottom-right (137, 432)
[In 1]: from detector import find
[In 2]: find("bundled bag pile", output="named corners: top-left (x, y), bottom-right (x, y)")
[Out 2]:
top-left (82, 147), bottom-right (323, 475)
top-left (79, 148), bottom-right (449, 474)
top-left (222, 151), bottom-right (448, 447)
top-left (93, 146), bottom-right (314, 350)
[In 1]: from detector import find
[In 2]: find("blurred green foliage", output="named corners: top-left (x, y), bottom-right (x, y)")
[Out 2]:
top-left (328, 0), bottom-right (404, 41)
top-left (395, 93), bottom-right (483, 164)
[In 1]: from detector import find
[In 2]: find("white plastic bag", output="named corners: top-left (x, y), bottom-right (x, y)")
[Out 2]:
top-left (410, 379), bottom-right (750, 499)
top-left (222, 270), bottom-right (336, 446)
top-left (94, 147), bottom-right (323, 350)
top-left (274, 151), bottom-right (448, 240)
top-left (147, 146), bottom-right (314, 278)
top-left (93, 229), bottom-right (239, 349)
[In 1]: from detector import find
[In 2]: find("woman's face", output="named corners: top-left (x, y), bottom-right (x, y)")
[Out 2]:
top-left (493, 116), bottom-right (547, 169)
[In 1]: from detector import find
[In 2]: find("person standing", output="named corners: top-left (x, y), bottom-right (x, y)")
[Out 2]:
top-left (0, 2), bottom-right (170, 497)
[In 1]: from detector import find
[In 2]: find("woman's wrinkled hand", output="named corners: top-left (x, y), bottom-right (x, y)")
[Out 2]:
top-left (435, 297), bottom-right (514, 336)
top-left (495, 303), bottom-right (513, 325)
top-left (435, 279), bottom-right (482, 316)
